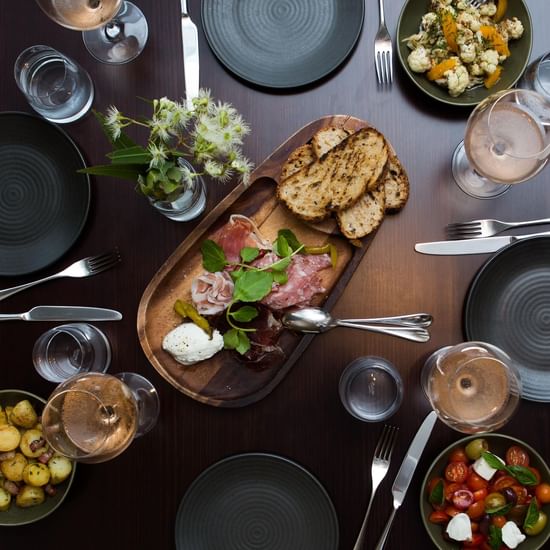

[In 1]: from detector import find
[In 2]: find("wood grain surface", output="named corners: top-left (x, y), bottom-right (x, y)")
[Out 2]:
top-left (1, 1), bottom-right (549, 549)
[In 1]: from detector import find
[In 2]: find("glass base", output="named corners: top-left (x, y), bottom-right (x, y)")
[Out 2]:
top-left (114, 372), bottom-right (159, 438)
top-left (420, 346), bottom-right (452, 400)
top-left (83, 1), bottom-right (148, 64)
top-left (451, 141), bottom-right (511, 199)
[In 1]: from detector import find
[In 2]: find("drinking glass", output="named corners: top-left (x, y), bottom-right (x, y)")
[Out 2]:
top-left (42, 372), bottom-right (159, 463)
top-left (421, 342), bottom-right (522, 434)
top-left (517, 51), bottom-right (550, 100)
top-left (14, 45), bottom-right (94, 123)
top-left (452, 89), bottom-right (550, 199)
top-left (35, 0), bottom-right (148, 64)
top-left (32, 323), bottom-right (111, 383)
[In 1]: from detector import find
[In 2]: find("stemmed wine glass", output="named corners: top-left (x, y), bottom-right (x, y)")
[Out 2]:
top-left (421, 342), bottom-right (522, 434)
top-left (35, 0), bottom-right (148, 64)
top-left (452, 89), bottom-right (550, 199)
top-left (41, 372), bottom-right (159, 463)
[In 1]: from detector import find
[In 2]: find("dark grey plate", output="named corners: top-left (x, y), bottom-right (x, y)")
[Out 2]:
top-left (0, 112), bottom-right (90, 277)
top-left (464, 237), bottom-right (550, 401)
top-left (175, 453), bottom-right (339, 550)
top-left (201, 0), bottom-right (364, 89)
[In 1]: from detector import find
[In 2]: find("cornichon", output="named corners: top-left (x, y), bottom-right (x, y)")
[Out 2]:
top-left (174, 300), bottom-right (212, 337)
top-left (304, 243), bottom-right (338, 268)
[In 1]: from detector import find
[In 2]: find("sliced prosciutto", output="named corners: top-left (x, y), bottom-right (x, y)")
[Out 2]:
top-left (211, 214), bottom-right (271, 264)
top-left (259, 253), bottom-right (332, 310)
top-left (191, 271), bottom-right (234, 315)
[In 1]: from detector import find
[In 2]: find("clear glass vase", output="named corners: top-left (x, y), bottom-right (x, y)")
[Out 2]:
top-left (149, 160), bottom-right (207, 222)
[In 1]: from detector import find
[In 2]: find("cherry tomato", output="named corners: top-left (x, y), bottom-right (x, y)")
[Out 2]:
top-left (506, 445), bottom-right (530, 466)
top-left (473, 488), bottom-right (488, 502)
top-left (524, 510), bottom-right (548, 536)
top-left (529, 467), bottom-right (542, 485)
top-left (470, 521), bottom-right (480, 533)
top-left (446, 482), bottom-right (465, 502)
top-left (453, 489), bottom-right (475, 510)
top-left (450, 447), bottom-right (469, 463)
top-left (491, 515), bottom-right (507, 528)
top-left (467, 500), bottom-right (486, 520)
top-left (444, 505), bottom-right (462, 518)
top-left (445, 462), bottom-right (469, 483)
top-left (429, 510), bottom-right (450, 524)
top-left (535, 482), bottom-right (550, 504)
top-left (510, 485), bottom-right (529, 505)
top-left (467, 473), bottom-right (488, 492)
top-left (491, 475), bottom-right (516, 492)
top-left (485, 492), bottom-right (506, 510)
top-left (462, 533), bottom-right (485, 547)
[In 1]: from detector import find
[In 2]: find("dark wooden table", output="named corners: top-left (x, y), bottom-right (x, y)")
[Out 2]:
top-left (1, 1), bottom-right (550, 548)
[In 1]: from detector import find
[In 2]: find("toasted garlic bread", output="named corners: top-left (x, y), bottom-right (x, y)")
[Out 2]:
top-left (382, 152), bottom-right (409, 213)
top-left (279, 144), bottom-right (316, 181)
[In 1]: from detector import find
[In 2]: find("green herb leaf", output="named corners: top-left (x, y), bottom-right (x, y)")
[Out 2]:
top-left (233, 271), bottom-right (273, 302)
top-left (505, 465), bottom-right (539, 486)
top-left (223, 328), bottom-right (251, 355)
top-left (428, 479), bottom-right (445, 507)
top-left (78, 164), bottom-right (143, 182)
top-left (488, 525), bottom-right (502, 550)
top-left (230, 305), bottom-right (259, 323)
top-left (486, 503), bottom-right (513, 516)
top-left (107, 145), bottom-right (152, 165)
top-left (273, 234), bottom-right (291, 258)
top-left (235, 331), bottom-right (251, 355)
top-left (230, 269), bottom-right (244, 281)
top-left (267, 256), bottom-right (292, 272)
top-left (277, 229), bottom-right (302, 252)
top-left (481, 452), bottom-right (505, 470)
top-left (240, 247), bottom-right (260, 263)
top-left (272, 271), bottom-right (288, 285)
top-left (201, 240), bottom-right (227, 272)
top-left (523, 497), bottom-right (540, 531)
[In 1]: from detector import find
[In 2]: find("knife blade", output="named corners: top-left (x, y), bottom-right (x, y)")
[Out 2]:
top-left (0, 306), bottom-right (123, 322)
top-left (374, 411), bottom-right (437, 550)
top-left (181, 0), bottom-right (199, 110)
top-left (415, 230), bottom-right (550, 255)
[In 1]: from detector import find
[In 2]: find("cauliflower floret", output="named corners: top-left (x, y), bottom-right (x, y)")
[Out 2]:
top-left (459, 42), bottom-right (477, 63)
top-left (469, 62), bottom-right (484, 77)
top-left (479, 49), bottom-right (500, 74)
top-left (456, 11), bottom-right (481, 32)
top-left (421, 12), bottom-right (438, 31)
top-left (407, 47), bottom-right (432, 73)
top-left (480, 2), bottom-right (497, 16)
top-left (499, 17), bottom-right (524, 40)
top-left (457, 28), bottom-right (474, 46)
top-left (404, 31), bottom-right (428, 50)
top-left (446, 64), bottom-right (470, 97)
top-left (430, 0), bottom-right (452, 9)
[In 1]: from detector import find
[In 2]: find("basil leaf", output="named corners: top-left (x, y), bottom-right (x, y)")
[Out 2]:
top-left (273, 234), bottom-right (291, 258)
top-left (233, 271), bottom-right (273, 302)
top-left (272, 271), bottom-right (288, 285)
top-left (277, 229), bottom-right (302, 252)
top-left (481, 452), bottom-right (505, 470)
top-left (267, 256), bottom-right (292, 272)
top-left (505, 465), bottom-right (538, 486)
top-left (488, 525), bottom-right (502, 550)
top-left (240, 247), bottom-right (259, 263)
top-left (486, 503), bottom-right (512, 516)
top-left (201, 240), bottom-right (227, 272)
top-left (428, 479), bottom-right (445, 507)
top-left (523, 497), bottom-right (540, 531)
top-left (230, 306), bottom-right (259, 323)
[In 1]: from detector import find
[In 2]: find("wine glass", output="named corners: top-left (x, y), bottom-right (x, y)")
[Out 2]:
top-left (35, 0), bottom-right (148, 64)
top-left (421, 342), bottom-right (522, 434)
top-left (41, 372), bottom-right (159, 463)
top-left (452, 89), bottom-right (550, 199)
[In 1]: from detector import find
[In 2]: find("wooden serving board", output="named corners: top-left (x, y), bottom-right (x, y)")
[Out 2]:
top-left (137, 115), bottom-right (383, 407)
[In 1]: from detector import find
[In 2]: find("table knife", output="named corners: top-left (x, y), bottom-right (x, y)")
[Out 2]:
top-left (415, 230), bottom-right (550, 255)
top-left (374, 411), bottom-right (438, 550)
top-left (181, 0), bottom-right (199, 110)
top-left (0, 306), bottom-right (122, 322)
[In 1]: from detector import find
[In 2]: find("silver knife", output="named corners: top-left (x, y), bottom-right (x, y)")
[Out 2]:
top-left (374, 411), bottom-right (438, 550)
top-left (0, 306), bottom-right (122, 322)
top-left (415, 230), bottom-right (550, 255)
top-left (181, 0), bottom-right (199, 110)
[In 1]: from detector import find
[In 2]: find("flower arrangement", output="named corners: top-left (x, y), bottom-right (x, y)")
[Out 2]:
top-left (82, 89), bottom-right (253, 202)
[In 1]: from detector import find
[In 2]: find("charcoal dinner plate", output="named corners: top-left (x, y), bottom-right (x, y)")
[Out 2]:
top-left (175, 453), bottom-right (339, 550)
top-left (0, 112), bottom-right (90, 276)
top-left (201, 0), bottom-right (364, 89)
top-left (464, 237), bottom-right (550, 402)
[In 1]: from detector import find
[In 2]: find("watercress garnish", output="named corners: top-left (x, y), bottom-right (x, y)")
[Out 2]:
top-left (201, 240), bottom-right (227, 272)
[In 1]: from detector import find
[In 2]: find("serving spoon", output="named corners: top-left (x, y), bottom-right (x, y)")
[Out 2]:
top-left (282, 308), bottom-right (432, 343)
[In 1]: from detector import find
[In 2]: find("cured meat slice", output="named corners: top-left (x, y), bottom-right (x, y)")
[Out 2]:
top-left (191, 271), bottom-right (234, 315)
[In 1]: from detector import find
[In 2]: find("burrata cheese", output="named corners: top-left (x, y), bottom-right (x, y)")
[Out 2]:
top-left (162, 323), bottom-right (224, 365)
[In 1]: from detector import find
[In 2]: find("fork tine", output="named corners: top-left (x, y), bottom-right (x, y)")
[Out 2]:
top-left (375, 52), bottom-right (383, 85)
top-left (384, 51), bottom-right (392, 84)
top-left (374, 424), bottom-right (391, 457)
top-left (446, 222), bottom-right (482, 230)
top-left (86, 249), bottom-right (121, 271)
top-left (379, 426), bottom-right (398, 460)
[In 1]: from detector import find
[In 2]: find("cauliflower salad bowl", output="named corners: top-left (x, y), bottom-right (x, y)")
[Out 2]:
top-left (397, 0), bottom-right (532, 106)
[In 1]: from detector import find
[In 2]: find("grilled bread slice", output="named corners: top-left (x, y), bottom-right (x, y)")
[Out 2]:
top-left (311, 127), bottom-right (352, 158)
top-left (277, 128), bottom-right (388, 222)
top-left (280, 144), bottom-right (316, 181)
top-left (382, 152), bottom-right (409, 213)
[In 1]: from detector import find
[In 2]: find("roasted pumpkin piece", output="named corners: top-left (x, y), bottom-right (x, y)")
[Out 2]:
top-left (480, 26), bottom-right (510, 57)
top-left (494, 0), bottom-right (508, 22)
top-left (484, 65), bottom-right (502, 88)
top-left (427, 58), bottom-right (458, 81)
top-left (441, 12), bottom-right (459, 53)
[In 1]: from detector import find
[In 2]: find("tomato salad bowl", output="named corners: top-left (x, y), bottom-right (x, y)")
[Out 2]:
top-left (421, 434), bottom-right (550, 550)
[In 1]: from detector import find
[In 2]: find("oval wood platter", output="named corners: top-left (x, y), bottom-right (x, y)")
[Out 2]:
top-left (137, 115), bottom-right (390, 407)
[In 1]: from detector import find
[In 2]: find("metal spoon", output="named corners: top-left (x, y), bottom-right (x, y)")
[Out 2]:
top-left (282, 308), bottom-right (431, 343)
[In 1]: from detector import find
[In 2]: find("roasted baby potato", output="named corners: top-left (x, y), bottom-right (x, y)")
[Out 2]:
top-left (16, 485), bottom-right (45, 508)
top-left (10, 400), bottom-right (38, 429)
top-left (48, 455), bottom-right (72, 485)
top-left (22, 463), bottom-right (50, 487)
top-left (19, 429), bottom-right (46, 458)
top-left (4, 407), bottom-right (14, 426)
top-left (0, 487), bottom-right (11, 512)
top-left (0, 408), bottom-right (7, 426)
top-left (0, 452), bottom-right (27, 482)
top-left (0, 426), bottom-right (21, 452)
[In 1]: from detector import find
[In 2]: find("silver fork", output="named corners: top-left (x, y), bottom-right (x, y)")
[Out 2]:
top-left (447, 217), bottom-right (550, 239)
top-left (0, 250), bottom-right (121, 302)
top-left (374, 0), bottom-right (393, 85)
top-left (353, 425), bottom-right (399, 550)
top-left (465, 0), bottom-right (488, 8)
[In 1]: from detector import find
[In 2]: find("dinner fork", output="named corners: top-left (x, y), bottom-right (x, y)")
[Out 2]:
top-left (465, 0), bottom-right (488, 8)
top-left (446, 217), bottom-right (550, 239)
top-left (374, 0), bottom-right (393, 85)
top-left (0, 250), bottom-right (121, 302)
top-left (353, 425), bottom-right (399, 550)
